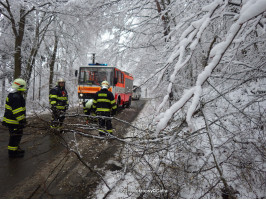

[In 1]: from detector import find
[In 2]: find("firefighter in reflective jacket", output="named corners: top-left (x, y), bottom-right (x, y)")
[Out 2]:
top-left (92, 81), bottom-right (117, 136)
top-left (49, 78), bottom-right (69, 128)
top-left (2, 78), bottom-right (27, 158)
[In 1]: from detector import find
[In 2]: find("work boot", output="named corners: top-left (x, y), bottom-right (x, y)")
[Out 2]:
top-left (8, 150), bottom-right (24, 158)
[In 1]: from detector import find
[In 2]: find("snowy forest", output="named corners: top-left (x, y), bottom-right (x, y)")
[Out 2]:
top-left (0, 0), bottom-right (265, 199)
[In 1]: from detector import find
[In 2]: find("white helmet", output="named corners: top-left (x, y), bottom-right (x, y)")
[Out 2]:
top-left (85, 99), bottom-right (93, 109)
top-left (57, 78), bottom-right (65, 83)
top-left (57, 78), bottom-right (65, 87)
top-left (101, 80), bottom-right (109, 89)
top-left (12, 78), bottom-right (27, 91)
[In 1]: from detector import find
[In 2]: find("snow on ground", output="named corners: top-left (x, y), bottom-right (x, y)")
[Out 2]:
top-left (93, 73), bottom-right (266, 199)
top-left (95, 171), bottom-right (140, 199)
top-left (93, 99), bottom-right (157, 199)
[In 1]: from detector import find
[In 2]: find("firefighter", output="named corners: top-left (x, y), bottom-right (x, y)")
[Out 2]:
top-left (2, 78), bottom-right (27, 158)
top-left (83, 99), bottom-right (97, 124)
top-left (49, 78), bottom-right (69, 129)
top-left (92, 81), bottom-right (117, 136)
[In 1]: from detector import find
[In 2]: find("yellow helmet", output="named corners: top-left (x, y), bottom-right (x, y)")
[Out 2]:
top-left (101, 80), bottom-right (109, 89)
top-left (12, 78), bottom-right (27, 91)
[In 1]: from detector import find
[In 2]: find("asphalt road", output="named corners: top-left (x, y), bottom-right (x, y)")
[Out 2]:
top-left (0, 113), bottom-right (64, 198)
top-left (0, 99), bottom-right (146, 198)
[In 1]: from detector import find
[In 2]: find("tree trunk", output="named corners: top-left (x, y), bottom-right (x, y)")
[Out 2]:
top-left (49, 34), bottom-right (59, 91)
top-left (1, 77), bottom-right (5, 107)
top-left (155, 0), bottom-right (171, 40)
top-left (0, 56), bottom-right (6, 107)
top-left (39, 67), bottom-right (42, 100)
top-left (14, 7), bottom-right (27, 79)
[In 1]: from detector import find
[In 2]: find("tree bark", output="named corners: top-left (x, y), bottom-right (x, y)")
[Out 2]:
top-left (13, 7), bottom-right (26, 79)
top-left (154, 0), bottom-right (171, 39)
top-left (0, 55), bottom-right (7, 106)
top-left (49, 33), bottom-right (59, 91)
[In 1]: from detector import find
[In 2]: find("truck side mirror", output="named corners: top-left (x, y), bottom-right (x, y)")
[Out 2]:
top-left (114, 77), bottom-right (118, 85)
top-left (75, 70), bottom-right (78, 77)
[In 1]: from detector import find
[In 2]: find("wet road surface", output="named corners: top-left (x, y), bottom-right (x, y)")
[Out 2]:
top-left (0, 99), bottom-right (146, 198)
top-left (0, 124), bottom-right (63, 197)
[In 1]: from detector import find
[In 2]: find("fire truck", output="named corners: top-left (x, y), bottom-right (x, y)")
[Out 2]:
top-left (76, 63), bottom-right (134, 108)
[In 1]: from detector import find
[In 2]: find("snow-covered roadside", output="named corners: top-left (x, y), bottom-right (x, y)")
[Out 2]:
top-left (93, 80), bottom-right (266, 199)
top-left (93, 99), bottom-right (156, 199)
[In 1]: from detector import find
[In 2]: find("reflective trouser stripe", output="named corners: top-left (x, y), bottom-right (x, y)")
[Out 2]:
top-left (17, 115), bottom-right (25, 121)
top-left (8, 146), bottom-right (18, 151)
top-left (13, 107), bottom-right (26, 114)
top-left (98, 129), bottom-right (113, 133)
top-left (3, 117), bottom-right (19, 124)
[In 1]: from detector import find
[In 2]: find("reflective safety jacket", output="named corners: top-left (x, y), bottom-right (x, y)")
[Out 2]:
top-left (2, 91), bottom-right (26, 128)
top-left (49, 86), bottom-right (69, 110)
top-left (92, 88), bottom-right (117, 114)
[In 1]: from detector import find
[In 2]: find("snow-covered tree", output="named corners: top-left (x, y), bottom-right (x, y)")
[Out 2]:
top-left (0, 0), bottom-right (265, 198)
top-left (93, 0), bottom-right (266, 198)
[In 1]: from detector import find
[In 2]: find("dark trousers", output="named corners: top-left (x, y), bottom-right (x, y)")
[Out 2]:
top-left (8, 128), bottom-right (23, 151)
top-left (98, 112), bottom-right (113, 136)
top-left (51, 110), bottom-right (65, 128)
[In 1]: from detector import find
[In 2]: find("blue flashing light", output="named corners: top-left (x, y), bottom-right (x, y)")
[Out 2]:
top-left (88, 63), bottom-right (108, 66)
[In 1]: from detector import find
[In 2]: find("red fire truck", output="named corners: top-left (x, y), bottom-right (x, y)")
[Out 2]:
top-left (76, 63), bottom-right (134, 107)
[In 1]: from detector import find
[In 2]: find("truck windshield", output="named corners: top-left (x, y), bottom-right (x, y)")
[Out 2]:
top-left (79, 67), bottom-right (114, 86)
